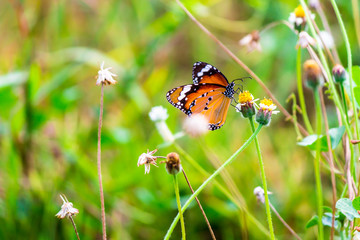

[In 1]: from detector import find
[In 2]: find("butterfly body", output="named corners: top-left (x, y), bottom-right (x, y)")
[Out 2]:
top-left (166, 62), bottom-right (236, 130)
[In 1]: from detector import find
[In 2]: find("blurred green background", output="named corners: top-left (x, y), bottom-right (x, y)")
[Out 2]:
top-left (0, 0), bottom-right (359, 239)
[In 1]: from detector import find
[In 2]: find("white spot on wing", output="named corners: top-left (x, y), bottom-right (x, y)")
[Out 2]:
top-left (178, 85), bottom-right (191, 101)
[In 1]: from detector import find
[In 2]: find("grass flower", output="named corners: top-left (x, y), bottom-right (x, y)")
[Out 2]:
top-left (239, 30), bottom-right (261, 52)
top-left (288, 5), bottom-right (315, 32)
top-left (183, 114), bottom-right (209, 137)
top-left (137, 149), bottom-right (159, 174)
top-left (255, 98), bottom-right (279, 126)
top-left (149, 106), bottom-right (175, 143)
top-left (165, 152), bottom-right (182, 175)
top-left (56, 194), bottom-right (79, 219)
top-left (96, 61), bottom-right (117, 86)
top-left (254, 186), bottom-right (272, 204)
top-left (297, 31), bottom-right (316, 49)
top-left (236, 90), bottom-right (257, 118)
top-left (149, 106), bottom-right (169, 122)
top-left (303, 59), bottom-right (323, 89)
top-left (332, 64), bottom-right (348, 84)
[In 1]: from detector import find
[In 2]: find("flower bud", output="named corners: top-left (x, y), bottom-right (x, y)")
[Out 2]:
top-left (303, 59), bottom-right (323, 89)
top-left (166, 152), bottom-right (182, 175)
top-left (255, 98), bottom-right (278, 126)
top-left (237, 91), bottom-right (256, 118)
top-left (332, 64), bottom-right (348, 84)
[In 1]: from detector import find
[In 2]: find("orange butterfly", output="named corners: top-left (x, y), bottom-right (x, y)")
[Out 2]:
top-left (166, 62), bottom-right (237, 130)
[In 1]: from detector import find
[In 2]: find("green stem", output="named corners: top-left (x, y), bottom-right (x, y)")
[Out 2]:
top-left (314, 88), bottom-right (324, 240)
top-left (300, 0), bottom-right (356, 192)
top-left (164, 125), bottom-right (263, 240)
top-left (340, 83), bottom-right (350, 124)
top-left (249, 118), bottom-right (275, 239)
top-left (173, 144), bottom-right (271, 237)
top-left (297, 47), bottom-right (314, 134)
top-left (330, 0), bottom-right (359, 140)
top-left (173, 174), bottom-right (186, 240)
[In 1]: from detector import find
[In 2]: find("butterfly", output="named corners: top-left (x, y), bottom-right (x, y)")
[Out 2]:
top-left (166, 62), bottom-right (238, 130)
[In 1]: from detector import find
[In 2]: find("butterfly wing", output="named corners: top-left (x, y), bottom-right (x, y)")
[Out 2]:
top-left (166, 83), bottom-right (231, 130)
top-left (192, 62), bottom-right (229, 86)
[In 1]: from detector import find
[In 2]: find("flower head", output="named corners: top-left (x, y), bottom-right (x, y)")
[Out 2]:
top-left (183, 114), bottom-right (209, 137)
top-left (288, 5), bottom-right (315, 32)
top-left (254, 186), bottom-right (272, 204)
top-left (96, 62), bottom-right (117, 86)
top-left (236, 91), bottom-right (257, 118)
top-left (255, 98), bottom-right (278, 126)
top-left (137, 149), bottom-right (159, 174)
top-left (296, 31), bottom-right (316, 49)
top-left (165, 152), bottom-right (182, 175)
top-left (55, 194), bottom-right (79, 219)
top-left (239, 30), bottom-right (262, 53)
top-left (303, 59), bottom-right (323, 89)
top-left (332, 64), bottom-right (348, 84)
top-left (149, 106), bottom-right (169, 122)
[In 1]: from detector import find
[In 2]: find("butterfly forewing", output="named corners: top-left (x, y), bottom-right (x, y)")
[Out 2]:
top-left (192, 62), bottom-right (229, 86)
top-left (166, 62), bottom-right (235, 130)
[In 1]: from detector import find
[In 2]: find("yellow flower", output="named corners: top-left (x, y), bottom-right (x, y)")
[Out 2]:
top-left (256, 98), bottom-right (278, 126)
top-left (236, 91), bottom-right (257, 118)
top-left (294, 5), bottom-right (305, 18)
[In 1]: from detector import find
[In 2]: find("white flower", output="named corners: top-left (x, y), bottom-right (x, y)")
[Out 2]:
top-left (254, 186), bottom-right (272, 204)
top-left (137, 149), bottom-right (158, 174)
top-left (55, 194), bottom-right (79, 219)
top-left (149, 106), bottom-right (169, 122)
top-left (317, 31), bottom-right (335, 49)
top-left (239, 31), bottom-right (261, 52)
top-left (96, 61), bottom-right (117, 86)
top-left (297, 31), bottom-right (316, 49)
top-left (183, 114), bottom-right (209, 137)
top-left (288, 12), bottom-right (304, 26)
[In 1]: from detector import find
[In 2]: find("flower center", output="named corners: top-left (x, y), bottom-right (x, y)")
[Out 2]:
top-left (294, 5), bottom-right (305, 18)
top-left (260, 98), bottom-right (273, 107)
top-left (238, 91), bottom-right (253, 104)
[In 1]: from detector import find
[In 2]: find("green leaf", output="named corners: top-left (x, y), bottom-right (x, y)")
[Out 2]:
top-left (336, 198), bottom-right (360, 221)
top-left (297, 127), bottom-right (345, 151)
top-left (0, 71), bottom-right (28, 88)
top-left (352, 197), bottom-right (360, 211)
top-left (354, 86), bottom-right (360, 107)
top-left (322, 212), bottom-right (339, 228)
top-left (329, 126), bottom-right (345, 149)
top-left (352, 65), bottom-right (360, 86)
top-left (306, 215), bottom-right (319, 228)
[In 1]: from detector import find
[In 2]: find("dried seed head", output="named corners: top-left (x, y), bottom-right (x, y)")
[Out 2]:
top-left (303, 59), bottom-right (323, 89)
top-left (165, 152), bottom-right (182, 175)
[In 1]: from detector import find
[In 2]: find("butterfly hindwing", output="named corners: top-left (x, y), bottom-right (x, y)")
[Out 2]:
top-left (192, 62), bottom-right (229, 86)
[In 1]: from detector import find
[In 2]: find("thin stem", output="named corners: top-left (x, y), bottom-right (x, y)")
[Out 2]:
top-left (269, 203), bottom-right (301, 240)
top-left (296, 48), bottom-right (314, 134)
top-left (300, 0), bottom-right (356, 186)
top-left (164, 125), bottom-right (263, 240)
top-left (182, 169), bottom-right (216, 240)
top-left (330, 0), bottom-right (359, 140)
top-left (68, 216), bottom-right (81, 240)
top-left (173, 143), bottom-right (270, 237)
top-left (319, 89), bottom-right (337, 240)
top-left (175, 0), bottom-right (309, 137)
top-left (249, 118), bottom-right (275, 240)
top-left (173, 174), bottom-right (186, 240)
top-left (340, 82), bottom-right (350, 126)
top-left (314, 88), bottom-right (324, 240)
top-left (97, 83), bottom-right (107, 240)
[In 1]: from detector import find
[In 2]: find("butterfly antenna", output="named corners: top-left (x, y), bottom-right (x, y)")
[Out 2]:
top-left (232, 76), bottom-right (252, 82)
